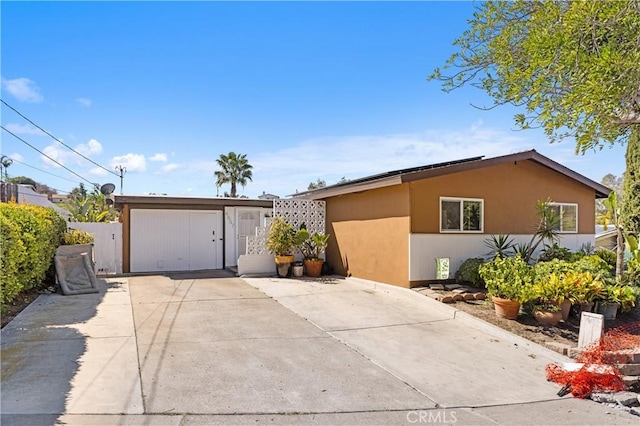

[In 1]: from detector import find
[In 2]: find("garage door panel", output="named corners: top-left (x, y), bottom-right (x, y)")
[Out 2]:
top-left (130, 210), bottom-right (222, 273)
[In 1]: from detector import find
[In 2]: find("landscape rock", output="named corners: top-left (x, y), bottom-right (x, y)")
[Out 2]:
top-left (444, 284), bottom-right (463, 291)
top-left (463, 293), bottom-right (476, 301)
top-left (429, 284), bottom-right (445, 290)
top-left (451, 294), bottom-right (464, 302)
top-left (473, 292), bottom-right (486, 300)
top-left (591, 391), bottom-right (640, 407)
top-left (543, 341), bottom-right (570, 356)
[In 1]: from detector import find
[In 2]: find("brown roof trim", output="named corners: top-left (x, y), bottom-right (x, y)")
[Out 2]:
top-left (297, 175), bottom-right (403, 200)
top-left (114, 195), bottom-right (273, 209)
top-left (297, 150), bottom-right (611, 200)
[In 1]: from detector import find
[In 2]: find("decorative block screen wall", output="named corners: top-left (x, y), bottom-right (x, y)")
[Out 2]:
top-left (245, 199), bottom-right (326, 255)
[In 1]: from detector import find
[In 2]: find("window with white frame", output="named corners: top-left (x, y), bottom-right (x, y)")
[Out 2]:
top-left (440, 197), bottom-right (483, 232)
top-left (549, 203), bottom-right (578, 233)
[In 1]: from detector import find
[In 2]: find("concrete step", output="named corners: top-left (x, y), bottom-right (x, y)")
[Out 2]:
top-left (618, 364), bottom-right (640, 376)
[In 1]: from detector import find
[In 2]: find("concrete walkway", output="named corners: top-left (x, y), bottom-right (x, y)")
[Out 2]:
top-left (1, 273), bottom-right (637, 425)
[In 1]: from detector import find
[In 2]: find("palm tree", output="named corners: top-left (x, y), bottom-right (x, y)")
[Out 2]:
top-left (1, 155), bottom-right (13, 181)
top-left (214, 152), bottom-right (253, 198)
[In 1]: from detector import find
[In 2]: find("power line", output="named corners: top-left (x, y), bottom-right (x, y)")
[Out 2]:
top-left (4, 171), bottom-right (70, 194)
top-left (1, 99), bottom-right (119, 178)
top-left (1, 126), bottom-right (98, 187)
top-left (0, 153), bottom-right (83, 184)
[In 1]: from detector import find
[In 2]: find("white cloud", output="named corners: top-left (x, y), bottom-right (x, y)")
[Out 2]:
top-left (3, 152), bottom-right (23, 162)
top-left (41, 138), bottom-right (103, 168)
top-left (1, 77), bottom-right (43, 103)
top-left (88, 167), bottom-right (108, 177)
top-left (4, 123), bottom-right (42, 135)
top-left (77, 139), bottom-right (102, 156)
top-left (76, 97), bottom-right (92, 107)
top-left (243, 123), bottom-right (531, 197)
top-left (150, 153), bottom-right (167, 162)
top-left (110, 153), bottom-right (147, 172)
top-left (157, 163), bottom-right (180, 174)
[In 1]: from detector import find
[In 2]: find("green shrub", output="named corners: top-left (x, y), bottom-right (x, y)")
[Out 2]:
top-left (538, 243), bottom-right (572, 262)
top-left (573, 255), bottom-right (614, 280)
top-left (62, 229), bottom-right (95, 245)
top-left (455, 258), bottom-right (485, 287)
top-left (533, 259), bottom-right (572, 280)
top-left (0, 203), bottom-right (66, 308)
top-left (594, 248), bottom-right (617, 269)
top-left (479, 256), bottom-right (535, 302)
top-left (1, 214), bottom-right (28, 305)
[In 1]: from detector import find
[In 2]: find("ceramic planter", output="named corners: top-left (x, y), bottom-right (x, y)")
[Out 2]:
top-left (292, 264), bottom-right (304, 277)
top-left (534, 310), bottom-right (562, 326)
top-left (596, 301), bottom-right (619, 320)
top-left (579, 302), bottom-right (594, 314)
top-left (275, 255), bottom-right (294, 278)
top-left (492, 297), bottom-right (521, 320)
top-left (560, 299), bottom-right (572, 321)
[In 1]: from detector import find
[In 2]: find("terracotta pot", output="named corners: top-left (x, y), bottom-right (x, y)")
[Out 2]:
top-left (534, 310), bottom-right (562, 326)
top-left (304, 259), bottom-right (323, 277)
top-left (560, 299), bottom-right (572, 321)
top-left (275, 255), bottom-right (294, 278)
top-left (492, 297), bottom-right (521, 320)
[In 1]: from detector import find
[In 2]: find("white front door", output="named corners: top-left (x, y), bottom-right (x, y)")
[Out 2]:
top-left (236, 208), bottom-right (262, 256)
top-left (189, 211), bottom-right (223, 270)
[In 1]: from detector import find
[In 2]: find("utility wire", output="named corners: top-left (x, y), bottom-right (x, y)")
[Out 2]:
top-left (0, 153), bottom-right (83, 184)
top-left (1, 99), bottom-right (119, 178)
top-left (1, 126), bottom-right (98, 187)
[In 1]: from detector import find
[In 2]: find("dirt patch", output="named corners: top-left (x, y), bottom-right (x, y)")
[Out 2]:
top-left (1, 287), bottom-right (45, 329)
top-left (424, 287), bottom-right (640, 352)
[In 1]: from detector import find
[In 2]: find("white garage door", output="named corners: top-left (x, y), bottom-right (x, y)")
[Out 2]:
top-left (130, 209), bottom-right (223, 273)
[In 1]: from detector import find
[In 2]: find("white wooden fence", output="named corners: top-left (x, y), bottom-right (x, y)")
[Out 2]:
top-left (68, 222), bottom-right (123, 275)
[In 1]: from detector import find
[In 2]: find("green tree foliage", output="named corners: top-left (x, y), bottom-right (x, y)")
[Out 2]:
top-left (622, 130), bottom-right (640, 237)
top-left (68, 183), bottom-right (88, 201)
top-left (0, 203), bottom-right (67, 308)
top-left (7, 175), bottom-right (37, 186)
top-left (214, 152), bottom-right (253, 198)
top-left (602, 191), bottom-right (625, 279)
top-left (429, 0), bottom-right (640, 153)
top-left (62, 188), bottom-right (118, 223)
top-left (308, 179), bottom-right (326, 190)
top-left (597, 173), bottom-right (624, 228)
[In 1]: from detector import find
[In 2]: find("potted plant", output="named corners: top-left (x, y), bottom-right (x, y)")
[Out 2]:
top-left (266, 217), bottom-right (297, 278)
top-left (532, 302), bottom-right (562, 326)
top-left (567, 271), bottom-right (605, 314)
top-left (295, 225), bottom-right (330, 278)
top-left (479, 256), bottom-right (535, 319)
top-left (596, 284), bottom-right (636, 320)
top-left (531, 277), bottom-right (564, 325)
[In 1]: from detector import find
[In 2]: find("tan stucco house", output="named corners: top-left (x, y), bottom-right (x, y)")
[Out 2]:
top-left (294, 150), bottom-right (611, 288)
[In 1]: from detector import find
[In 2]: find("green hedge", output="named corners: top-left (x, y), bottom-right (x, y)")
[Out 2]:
top-left (0, 203), bottom-right (66, 308)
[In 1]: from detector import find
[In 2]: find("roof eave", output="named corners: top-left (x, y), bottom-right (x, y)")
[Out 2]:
top-left (294, 176), bottom-right (403, 200)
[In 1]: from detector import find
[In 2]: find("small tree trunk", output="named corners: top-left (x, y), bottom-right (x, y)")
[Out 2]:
top-left (616, 227), bottom-right (624, 280)
top-left (230, 181), bottom-right (237, 198)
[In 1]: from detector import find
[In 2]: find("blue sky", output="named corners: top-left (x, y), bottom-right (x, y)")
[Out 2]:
top-left (0, 1), bottom-right (626, 198)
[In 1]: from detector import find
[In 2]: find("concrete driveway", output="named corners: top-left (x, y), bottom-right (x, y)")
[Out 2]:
top-left (1, 272), bottom-right (637, 425)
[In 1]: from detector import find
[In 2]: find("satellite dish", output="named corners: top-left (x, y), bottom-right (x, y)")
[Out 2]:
top-left (100, 183), bottom-right (116, 195)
